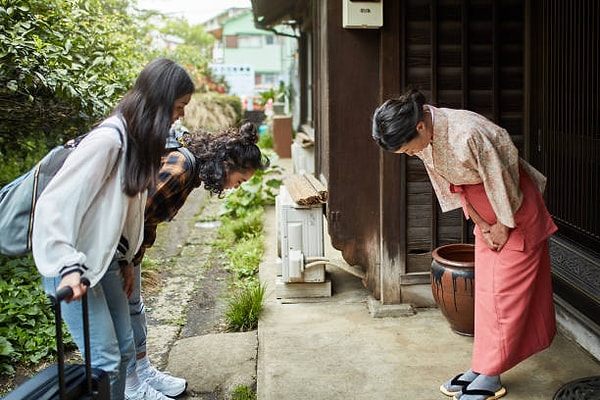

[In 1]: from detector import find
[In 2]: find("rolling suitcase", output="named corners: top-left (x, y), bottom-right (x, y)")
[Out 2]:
top-left (2, 283), bottom-right (110, 399)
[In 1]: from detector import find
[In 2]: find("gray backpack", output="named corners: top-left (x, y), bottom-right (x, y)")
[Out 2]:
top-left (0, 123), bottom-right (123, 256)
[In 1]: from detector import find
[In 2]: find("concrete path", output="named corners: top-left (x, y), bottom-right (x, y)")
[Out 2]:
top-left (256, 200), bottom-right (600, 399)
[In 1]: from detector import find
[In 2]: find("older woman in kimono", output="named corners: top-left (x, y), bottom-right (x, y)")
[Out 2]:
top-left (371, 89), bottom-right (557, 400)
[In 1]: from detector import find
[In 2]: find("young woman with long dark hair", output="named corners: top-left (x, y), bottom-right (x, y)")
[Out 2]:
top-left (33, 58), bottom-right (195, 400)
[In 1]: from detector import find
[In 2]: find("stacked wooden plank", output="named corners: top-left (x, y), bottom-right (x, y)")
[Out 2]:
top-left (283, 174), bottom-right (328, 206)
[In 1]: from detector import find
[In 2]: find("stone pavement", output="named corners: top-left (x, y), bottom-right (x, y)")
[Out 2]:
top-left (143, 188), bottom-right (258, 399)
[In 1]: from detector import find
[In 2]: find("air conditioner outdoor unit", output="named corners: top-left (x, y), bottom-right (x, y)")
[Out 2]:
top-left (276, 185), bottom-right (325, 283)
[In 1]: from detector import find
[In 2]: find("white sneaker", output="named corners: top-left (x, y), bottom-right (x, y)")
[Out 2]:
top-left (125, 380), bottom-right (171, 400)
top-left (138, 365), bottom-right (187, 397)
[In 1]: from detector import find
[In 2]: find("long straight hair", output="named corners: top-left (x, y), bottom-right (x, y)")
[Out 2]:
top-left (114, 58), bottom-right (195, 196)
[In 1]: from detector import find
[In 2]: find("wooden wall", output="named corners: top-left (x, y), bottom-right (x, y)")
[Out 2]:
top-left (316, 0), bottom-right (528, 304)
top-left (315, 1), bottom-right (383, 297)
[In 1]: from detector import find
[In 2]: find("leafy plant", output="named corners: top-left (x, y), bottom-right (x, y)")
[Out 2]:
top-left (218, 207), bottom-right (264, 246)
top-left (217, 158), bottom-right (284, 332)
top-left (0, 0), bottom-right (146, 147)
top-left (0, 255), bottom-right (73, 376)
top-left (257, 81), bottom-right (292, 108)
top-left (257, 131), bottom-right (274, 149)
top-left (225, 236), bottom-right (264, 280)
top-left (219, 155), bottom-right (283, 219)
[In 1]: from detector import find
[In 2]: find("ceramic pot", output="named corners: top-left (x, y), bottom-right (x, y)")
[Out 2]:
top-left (431, 243), bottom-right (475, 336)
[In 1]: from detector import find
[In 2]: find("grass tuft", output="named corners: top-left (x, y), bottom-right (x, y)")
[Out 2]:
top-left (225, 281), bottom-right (266, 332)
top-left (231, 384), bottom-right (257, 400)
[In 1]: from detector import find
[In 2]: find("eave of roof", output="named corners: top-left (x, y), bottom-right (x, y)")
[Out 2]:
top-left (250, 0), bottom-right (309, 30)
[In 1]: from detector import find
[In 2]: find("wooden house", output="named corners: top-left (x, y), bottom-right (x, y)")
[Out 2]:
top-left (250, 0), bottom-right (599, 355)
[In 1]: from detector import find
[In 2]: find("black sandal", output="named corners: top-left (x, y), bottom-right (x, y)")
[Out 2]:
top-left (439, 374), bottom-right (473, 396)
top-left (456, 386), bottom-right (507, 400)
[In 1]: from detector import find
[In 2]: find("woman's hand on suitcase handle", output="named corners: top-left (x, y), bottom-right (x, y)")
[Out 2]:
top-left (55, 286), bottom-right (74, 302)
top-left (57, 272), bottom-right (88, 302)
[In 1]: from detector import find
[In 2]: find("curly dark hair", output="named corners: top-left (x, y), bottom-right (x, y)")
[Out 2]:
top-left (182, 122), bottom-right (270, 196)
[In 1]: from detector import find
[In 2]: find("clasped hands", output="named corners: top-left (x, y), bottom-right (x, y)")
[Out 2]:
top-left (480, 223), bottom-right (509, 252)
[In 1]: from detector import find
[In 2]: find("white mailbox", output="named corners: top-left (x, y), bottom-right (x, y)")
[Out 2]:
top-left (343, 0), bottom-right (383, 29)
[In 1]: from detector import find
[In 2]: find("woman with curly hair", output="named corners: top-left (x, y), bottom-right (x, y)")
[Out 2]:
top-left (125, 122), bottom-right (270, 398)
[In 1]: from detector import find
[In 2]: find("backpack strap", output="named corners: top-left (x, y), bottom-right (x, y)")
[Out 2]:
top-left (175, 146), bottom-right (198, 183)
top-left (165, 128), bottom-right (197, 186)
top-left (63, 119), bottom-right (124, 148)
top-left (97, 121), bottom-right (124, 148)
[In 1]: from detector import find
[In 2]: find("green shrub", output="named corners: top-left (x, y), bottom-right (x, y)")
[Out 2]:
top-left (220, 156), bottom-right (283, 220)
top-left (0, 255), bottom-right (73, 376)
top-left (225, 236), bottom-right (264, 280)
top-left (218, 161), bottom-right (282, 332)
top-left (219, 207), bottom-right (264, 245)
top-left (257, 132), bottom-right (274, 149)
top-left (0, 0), bottom-right (146, 170)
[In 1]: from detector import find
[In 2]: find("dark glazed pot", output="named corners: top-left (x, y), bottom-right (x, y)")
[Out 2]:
top-left (431, 243), bottom-right (475, 336)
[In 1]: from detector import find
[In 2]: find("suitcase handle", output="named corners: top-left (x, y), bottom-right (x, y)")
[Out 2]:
top-left (53, 277), bottom-right (90, 302)
top-left (49, 278), bottom-right (93, 399)
top-left (54, 286), bottom-right (73, 303)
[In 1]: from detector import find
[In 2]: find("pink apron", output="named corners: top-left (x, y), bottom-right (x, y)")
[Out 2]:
top-left (452, 167), bottom-right (558, 375)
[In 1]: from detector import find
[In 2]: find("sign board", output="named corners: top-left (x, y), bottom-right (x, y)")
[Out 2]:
top-left (210, 64), bottom-right (255, 98)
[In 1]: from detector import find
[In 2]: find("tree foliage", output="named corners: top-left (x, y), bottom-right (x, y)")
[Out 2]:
top-left (142, 15), bottom-right (225, 95)
top-left (0, 0), bottom-right (245, 380)
top-left (0, 0), bottom-right (232, 186)
top-left (0, 0), bottom-right (147, 183)
top-left (160, 17), bottom-right (215, 52)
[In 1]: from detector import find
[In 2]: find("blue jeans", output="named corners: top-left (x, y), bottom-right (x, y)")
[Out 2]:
top-left (128, 263), bottom-right (147, 355)
top-left (42, 259), bottom-right (136, 400)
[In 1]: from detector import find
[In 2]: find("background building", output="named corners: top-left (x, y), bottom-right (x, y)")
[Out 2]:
top-left (206, 9), bottom-right (298, 115)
